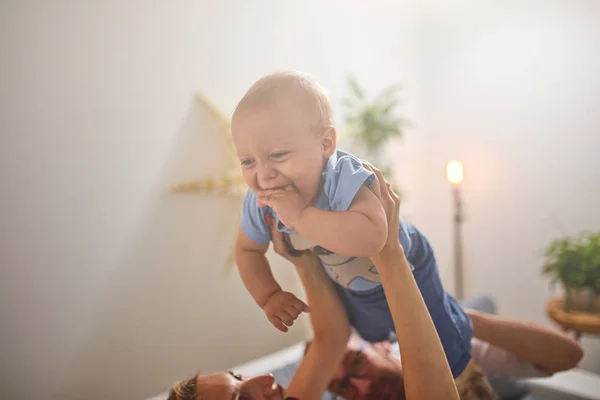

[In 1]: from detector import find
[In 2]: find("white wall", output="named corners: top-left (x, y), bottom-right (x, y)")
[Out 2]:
top-left (3, 1), bottom-right (599, 399)
top-left (413, 0), bottom-right (600, 372)
top-left (0, 1), bottom-right (419, 399)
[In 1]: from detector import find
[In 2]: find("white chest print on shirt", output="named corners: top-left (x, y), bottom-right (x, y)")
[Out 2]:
top-left (288, 233), bottom-right (382, 289)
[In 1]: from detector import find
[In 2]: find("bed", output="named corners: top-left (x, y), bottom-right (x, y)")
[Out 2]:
top-left (145, 339), bottom-right (599, 400)
top-left (147, 294), bottom-right (600, 400)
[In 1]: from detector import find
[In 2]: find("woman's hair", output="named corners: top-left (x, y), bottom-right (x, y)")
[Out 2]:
top-left (167, 374), bottom-right (198, 400)
top-left (455, 362), bottom-right (498, 400)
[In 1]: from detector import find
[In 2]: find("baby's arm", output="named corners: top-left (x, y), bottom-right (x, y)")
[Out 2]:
top-left (296, 185), bottom-right (387, 257)
top-left (235, 226), bottom-right (281, 308)
top-left (236, 225), bottom-right (310, 332)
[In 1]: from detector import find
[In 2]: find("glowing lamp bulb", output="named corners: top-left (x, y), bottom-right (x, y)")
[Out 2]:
top-left (446, 160), bottom-right (464, 185)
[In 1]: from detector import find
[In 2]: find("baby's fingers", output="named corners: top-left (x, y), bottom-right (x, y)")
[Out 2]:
top-left (290, 296), bottom-right (311, 313)
top-left (269, 316), bottom-right (289, 332)
top-left (276, 310), bottom-right (295, 327)
top-left (256, 188), bottom-right (285, 204)
top-left (256, 195), bottom-right (271, 208)
top-left (285, 305), bottom-right (301, 321)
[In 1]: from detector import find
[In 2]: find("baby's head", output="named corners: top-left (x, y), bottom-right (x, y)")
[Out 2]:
top-left (232, 71), bottom-right (336, 203)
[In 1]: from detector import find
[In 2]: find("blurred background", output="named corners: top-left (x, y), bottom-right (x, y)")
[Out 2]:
top-left (1, 1), bottom-right (599, 399)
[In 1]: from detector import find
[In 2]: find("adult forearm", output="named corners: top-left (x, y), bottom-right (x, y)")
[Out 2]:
top-left (236, 250), bottom-right (281, 307)
top-left (295, 207), bottom-right (385, 257)
top-left (467, 310), bottom-right (583, 373)
top-left (285, 257), bottom-right (350, 400)
top-left (373, 246), bottom-right (459, 400)
top-left (295, 256), bottom-right (350, 346)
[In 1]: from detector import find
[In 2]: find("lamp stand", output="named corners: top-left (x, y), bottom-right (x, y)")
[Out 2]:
top-left (452, 186), bottom-right (464, 300)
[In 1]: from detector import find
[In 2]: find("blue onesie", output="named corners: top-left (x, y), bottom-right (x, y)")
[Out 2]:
top-left (241, 150), bottom-right (473, 377)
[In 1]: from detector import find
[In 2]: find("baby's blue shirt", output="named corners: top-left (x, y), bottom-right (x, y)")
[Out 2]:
top-left (241, 149), bottom-right (413, 291)
top-left (240, 149), bottom-right (472, 377)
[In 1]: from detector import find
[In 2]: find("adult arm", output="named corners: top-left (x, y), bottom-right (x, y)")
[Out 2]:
top-left (467, 309), bottom-right (583, 375)
top-left (367, 164), bottom-right (460, 400)
top-left (267, 226), bottom-right (350, 400)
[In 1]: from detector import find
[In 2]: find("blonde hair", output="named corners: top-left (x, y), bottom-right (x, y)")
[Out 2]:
top-left (167, 374), bottom-right (198, 400)
top-left (455, 361), bottom-right (498, 400)
top-left (232, 70), bottom-right (334, 130)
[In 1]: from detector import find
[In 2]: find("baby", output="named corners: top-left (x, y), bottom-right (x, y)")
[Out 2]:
top-left (232, 71), bottom-right (473, 378)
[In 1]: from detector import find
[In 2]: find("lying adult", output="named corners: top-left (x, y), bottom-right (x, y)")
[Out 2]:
top-left (167, 166), bottom-right (460, 400)
top-left (317, 299), bottom-right (583, 400)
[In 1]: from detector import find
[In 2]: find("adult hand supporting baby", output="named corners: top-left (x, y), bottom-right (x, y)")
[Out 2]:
top-left (362, 162), bottom-right (404, 260)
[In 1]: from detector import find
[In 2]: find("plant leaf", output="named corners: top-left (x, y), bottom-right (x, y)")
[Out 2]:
top-left (347, 76), bottom-right (365, 100)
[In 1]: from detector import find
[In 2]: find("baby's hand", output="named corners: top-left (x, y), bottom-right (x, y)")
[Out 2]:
top-left (263, 290), bottom-right (310, 332)
top-left (257, 186), bottom-right (307, 229)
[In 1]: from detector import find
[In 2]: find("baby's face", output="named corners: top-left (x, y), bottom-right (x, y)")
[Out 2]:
top-left (232, 98), bottom-right (333, 203)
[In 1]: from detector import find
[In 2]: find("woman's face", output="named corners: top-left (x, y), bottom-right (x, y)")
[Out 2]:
top-left (196, 371), bottom-right (285, 400)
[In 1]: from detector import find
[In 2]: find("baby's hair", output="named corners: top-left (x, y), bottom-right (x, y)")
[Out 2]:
top-left (232, 70), bottom-right (334, 131)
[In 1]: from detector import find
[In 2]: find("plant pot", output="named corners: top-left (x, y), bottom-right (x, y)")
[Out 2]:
top-left (565, 287), bottom-right (600, 313)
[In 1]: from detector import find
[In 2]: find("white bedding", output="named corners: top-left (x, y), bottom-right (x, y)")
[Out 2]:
top-left (232, 342), bottom-right (306, 377)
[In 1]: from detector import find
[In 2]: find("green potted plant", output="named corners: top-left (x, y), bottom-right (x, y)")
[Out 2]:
top-left (542, 231), bottom-right (600, 313)
top-left (341, 76), bottom-right (408, 194)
